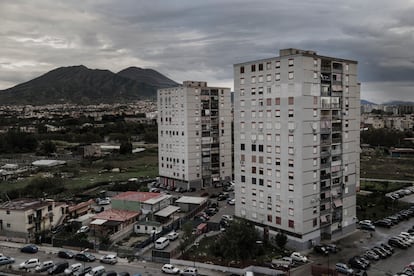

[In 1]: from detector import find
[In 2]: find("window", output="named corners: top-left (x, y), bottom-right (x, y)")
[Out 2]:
top-left (266, 74), bottom-right (271, 82)
top-left (288, 71), bottom-right (294, 80)
top-left (240, 78), bottom-right (245, 84)
top-left (275, 73), bottom-right (280, 81)
top-left (266, 62), bottom-right (271, 70)
top-left (258, 63), bottom-right (263, 71)
top-left (313, 72), bottom-right (318, 79)
top-left (251, 144), bottom-right (256, 151)
top-left (274, 216), bottom-right (281, 225)
top-left (251, 76), bottom-right (256, 83)
top-left (288, 58), bottom-right (294, 66)
top-left (275, 97), bottom-right (280, 105)
top-left (258, 87), bottom-right (264, 94)
top-left (267, 215), bottom-right (272, 222)
top-left (240, 144), bottom-right (245, 150)
top-left (258, 75), bottom-right (263, 83)
top-left (288, 220), bottom-right (294, 228)
top-left (241, 175), bottom-right (245, 182)
top-left (288, 135), bottom-right (294, 143)
top-left (240, 66), bottom-right (245, 74)
top-left (266, 87), bottom-right (271, 94)
top-left (288, 97), bottom-right (294, 105)
top-left (275, 61), bottom-right (280, 68)
top-left (289, 208), bottom-right (294, 216)
top-left (288, 183), bottom-right (294, 191)
top-left (276, 146), bottom-right (281, 153)
top-left (276, 158), bottom-right (281, 166)
top-left (252, 200), bottom-right (257, 207)
top-left (288, 171), bottom-right (294, 180)
top-left (275, 204), bottom-right (281, 212)
top-left (288, 109), bottom-right (294, 118)
top-left (313, 218), bottom-right (318, 227)
top-left (252, 178), bottom-right (257, 184)
top-left (240, 100), bottom-right (245, 107)
top-left (251, 87), bottom-right (256, 95)
top-left (6, 210), bottom-right (10, 215)
top-left (251, 64), bottom-right (256, 72)
top-left (288, 159), bottom-right (294, 167)
top-left (275, 134), bottom-right (280, 142)
top-left (313, 109), bottom-right (318, 117)
top-left (266, 98), bottom-right (272, 106)
top-left (240, 88), bottom-right (245, 96)
top-left (275, 110), bottom-right (280, 117)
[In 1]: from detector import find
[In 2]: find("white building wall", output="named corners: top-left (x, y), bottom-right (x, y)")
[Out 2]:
top-left (234, 49), bottom-right (359, 249)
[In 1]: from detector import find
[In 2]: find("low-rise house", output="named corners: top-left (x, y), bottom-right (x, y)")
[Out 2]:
top-left (0, 198), bottom-right (67, 242)
top-left (90, 209), bottom-right (140, 242)
top-left (111, 191), bottom-right (173, 218)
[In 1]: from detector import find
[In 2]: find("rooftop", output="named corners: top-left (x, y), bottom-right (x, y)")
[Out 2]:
top-left (112, 191), bottom-right (163, 203)
top-left (92, 208), bottom-right (140, 222)
top-left (0, 198), bottom-right (60, 211)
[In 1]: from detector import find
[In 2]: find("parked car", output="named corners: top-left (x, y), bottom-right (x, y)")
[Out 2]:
top-left (35, 260), bottom-right (54, 273)
top-left (19, 258), bottom-right (40, 269)
top-left (335, 262), bottom-right (354, 275)
top-left (100, 254), bottom-right (117, 265)
top-left (348, 256), bottom-right (368, 270)
top-left (363, 250), bottom-right (379, 261)
top-left (371, 247), bottom-right (387, 259)
top-left (75, 252), bottom-right (96, 262)
top-left (48, 261), bottom-right (69, 275)
top-left (359, 221), bottom-right (375, 231)
top-left (161, 264), bottom-right (180, 274)
top-left (290, 252), bottom-right (308, 263)
top-left (96, 197), bottom-right (111, 205)
top-left (20, 244), bottom-right (38, 253)
top-left (374, 245), bottom-right (392, 256)
top-left (324, 244), bottom-right (339, 253)
top-left (167, 231), bottom-right (179, 241)
top-left (51, 224), bottom-right (66, 234)
top-left (205, 207), bottom-right (218, 216)
top-left (313, 245), bottom-right (329, 255)
top-left (374, 219), bottom-right (392, 228)
top-left (76, 226), bottom-right (90, 234)
top-left (73, 265), bottom-right (92, 276)
top-left (380, 243), bottom-right (394, 253)
top-left (64, 262), bottom-right (82, 275)
top-left (222, 214), bottom-right (233, 221)
top-left (227, 198), bottom-right (236, 205)
top-left (180, 267), bottom-right (198, 276)
top-left (0, 256), bottom-right (15, 265)
top-left (389, 237), bottom-right (408, 249)
top-left (58, 250), bottom-right (75, 259)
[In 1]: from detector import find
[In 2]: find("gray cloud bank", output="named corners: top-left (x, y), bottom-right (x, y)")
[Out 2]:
top-left (1, 0), bottom-right (413, 104)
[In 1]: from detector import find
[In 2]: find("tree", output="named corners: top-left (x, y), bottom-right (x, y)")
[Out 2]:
top-left (39, 140), bottom-right (57, 156)
top-left (274, 232), bottom-right (288, 249)
top-left (211, 219), bottom-right (260, 261)
top-left (119, 141), bottom-right (132, 154)
top-left (178, 222), bottom-right (194, 255)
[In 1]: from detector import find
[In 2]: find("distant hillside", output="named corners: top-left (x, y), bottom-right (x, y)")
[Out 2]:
top-left (0, 65), bottom-right (178, 105)
top-left (117, 67), bottom-right (178, 88)
top-left (383, 100), bottom-right (414, 106)
top-left (361, 99), bottom-right (378, 105)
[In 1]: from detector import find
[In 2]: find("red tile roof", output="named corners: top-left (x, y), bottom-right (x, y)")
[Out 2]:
top-left (112, 191), bottom-right (161, 202)
top-left (92, 209), bottom-right (140, 222)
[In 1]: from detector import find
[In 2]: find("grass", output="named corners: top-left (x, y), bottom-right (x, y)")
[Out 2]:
top-left (360, 152), bottom-right (414, 180)
top-left (357, 193), bottom-right (411, 221)
top-left (1, 148), bottom-right (159, 195)
top-left (360, 180), bottom-right (412, 193)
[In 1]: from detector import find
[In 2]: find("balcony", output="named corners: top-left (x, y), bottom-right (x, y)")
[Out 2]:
top-left (320, 173), bottom-right (331, 180)
top-left (332, 138), bottom-right (342, 144)
top-left (320, 150), bottom-right (331, 157)
top-left (320, 162), bottom-right (331, 169)
top-left (320, 128), bottom-right (331, 134)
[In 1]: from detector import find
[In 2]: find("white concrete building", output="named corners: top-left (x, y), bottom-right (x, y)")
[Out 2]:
top-left (0, 198), bottom-right (67, 242)
top-left (233, 48), bottom-right (360, 249)
top-left (158, 81), bottom-right (232, 190)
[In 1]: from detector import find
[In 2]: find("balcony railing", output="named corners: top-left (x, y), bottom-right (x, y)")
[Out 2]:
top-left (320, 174), bottom-right (331, 180)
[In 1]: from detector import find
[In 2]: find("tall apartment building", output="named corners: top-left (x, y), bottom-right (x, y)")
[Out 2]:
top-left (233, 48), bottom-right (360, 249)
top-left (158, 81), bottom-right (232, 190)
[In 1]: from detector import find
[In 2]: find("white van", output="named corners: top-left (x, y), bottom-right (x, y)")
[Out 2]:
top-left (155, 237), bottom-right (170, 250)
top-left (85, 265), bottom-right (105, 276)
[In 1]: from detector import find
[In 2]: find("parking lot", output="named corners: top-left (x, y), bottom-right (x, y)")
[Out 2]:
top-left (293, 207), bottom-right (414, 275)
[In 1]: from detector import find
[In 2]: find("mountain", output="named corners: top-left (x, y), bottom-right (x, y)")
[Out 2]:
top-left (361, 100), bottom-right (377, 105)
top-left (117, 67), bottom-right (178, 88)
top-left (0, 65), bottom-right (179, 105)
top-left (382, 100), bottom-right (414, 106)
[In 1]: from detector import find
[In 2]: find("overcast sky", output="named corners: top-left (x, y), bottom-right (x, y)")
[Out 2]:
top-left (1, 0), bottom-right (414, 104)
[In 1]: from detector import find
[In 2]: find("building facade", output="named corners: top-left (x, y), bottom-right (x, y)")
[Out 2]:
top-left (158, 81), bottom-right (232, 190)
top-left (0, 198), bottom-right (66, 242)
top-left (233, 48), bottom-right (360, 249)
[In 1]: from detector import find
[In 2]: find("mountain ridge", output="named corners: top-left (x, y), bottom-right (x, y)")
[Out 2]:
top-left (0, 65), bottom-right (179, 105)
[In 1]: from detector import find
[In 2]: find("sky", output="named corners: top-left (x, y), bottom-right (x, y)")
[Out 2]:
top-left (1, 0), bottom-right (414, 104)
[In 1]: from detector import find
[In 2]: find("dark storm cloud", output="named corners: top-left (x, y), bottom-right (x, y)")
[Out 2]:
top-left (0, 0), bottom-right (413, 103)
